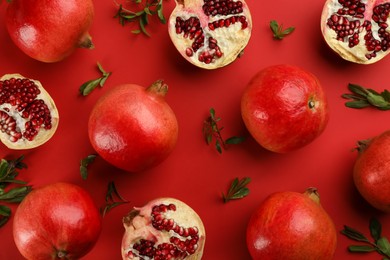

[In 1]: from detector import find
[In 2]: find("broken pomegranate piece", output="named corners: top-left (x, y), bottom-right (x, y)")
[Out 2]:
top-left (321, 0), bottom-right (390, 64)
top-left (121, 198), bottom-right (206, 260)
top-left (0, 74), bottom-right (59, 149)
top-left (168, 0), bottom-right (252, 69)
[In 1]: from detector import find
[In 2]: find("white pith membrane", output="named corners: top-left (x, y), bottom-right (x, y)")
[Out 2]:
top-left (0, 74), bottom-right (59, 149)
top-left (121, 198), bottom-right (206, 260)
top-left (168, 0), bottom-right (252, 69)
top-left (321, 0), bottom-right (390, 64)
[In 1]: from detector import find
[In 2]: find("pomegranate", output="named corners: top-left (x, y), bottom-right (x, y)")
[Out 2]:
top-left (13, 182), bottom-right (102, 259)
top-left (353, 130), bottom-right (390, 212)
top-left (321, 0), bottom-right (390, 64)
top-left (168, 0), bottom-right (252, 69)
top-left (0, 74), bottom-right (59, 150)
top-left (241, 64), bottom-right (329, 153)
top-left (246, 188), bottom-right (337, 260)
top-left (6, 0), bottom-right (94, 63)
top-left (88, 80), bottom-right (178, 173)
top-left (121, 197), bottom-right (206, 259)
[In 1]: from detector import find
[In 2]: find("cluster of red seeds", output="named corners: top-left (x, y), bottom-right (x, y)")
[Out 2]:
top-left (326, 1), bottom-right (390, 60)
top-left (202, 0), bottom-right (243, 16)
top-left (0, 78), bottom-right (52, 142)
top-left (130, 203), bottom-right (200, 259)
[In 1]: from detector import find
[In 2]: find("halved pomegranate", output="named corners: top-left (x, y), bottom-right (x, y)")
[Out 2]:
top-left (121, 198), bottom-right (206, 259)
top-left (321, 0), bottom-right (390, 64)
top-left (168, 0), bottom-right (252, 69)
top-left (0, 74), bottom-right (59, 149)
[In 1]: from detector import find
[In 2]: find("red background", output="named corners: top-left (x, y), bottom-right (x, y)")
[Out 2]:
top-left (1, 0), bottom-right (390, 259)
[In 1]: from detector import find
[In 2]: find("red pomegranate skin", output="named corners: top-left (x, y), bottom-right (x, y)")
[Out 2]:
top-left (353, 130), bottom-right (390, 212)
top-left (6, 0), bottom-right (94, 62)
top-left (13, 182), bottom-right (102, 259)
top-left (246, 189), bottom-right (337, 260)
top-left (241, 64), bottom-right (329, 153)
top-left (88, 81), bottom-right (178, 173)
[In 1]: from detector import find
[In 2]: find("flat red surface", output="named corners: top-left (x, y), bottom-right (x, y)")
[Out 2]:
top-left (0, 0), bottom-right (390, 259)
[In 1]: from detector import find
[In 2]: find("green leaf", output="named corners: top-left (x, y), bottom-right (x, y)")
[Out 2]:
top-left (348, 245), bottom-right (377, 253)
top-left (225, 136), bottom-right (245, 145)
top-left (378, 237), bottom-right (390, 256)
top-left (344, 100), bottom-right (371, 109)
top-left (348, 84), bottom-right (369, 97)
top-left (341, 225), bottom-right (371, 243)
top-left (370, 218), bottom-right (382, 241)
top-left (79, 78), bottom-right (102, 96)
top-left (157, 0), bottom-right (166, 23)
top-left (215, 140), bottom-right (222, 154)
top-left (0, 205), bottom-right (11, 216)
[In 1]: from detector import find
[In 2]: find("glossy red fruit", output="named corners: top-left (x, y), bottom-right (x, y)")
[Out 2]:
top-left (246, 188), bottom-right (337, 260)
top-left (6, 0), bottom-right (94, 62)
top-left (121, 197), bottom-right (206, 259)
top-left (13, 182), bottom-right (102, 259)
top-left (353, 130), bottom-right (390, 212)
top-left (168, 0), bottom-right (252, 69)
top-left (0, 73), bottom-right (59, 150)
top-left (321, 0), bottom-right (390, 64)
top-left (241, 64), bottom-right (329, 153)
top-left (88, 80), bottom-right (179, 173)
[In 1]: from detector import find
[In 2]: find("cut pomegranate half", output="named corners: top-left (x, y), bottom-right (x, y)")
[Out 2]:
top-left (121, 197), bottom-right (206, 260)
top-left (0, 74), bottom-right (59, 149)
top-left (321, 0), bottom-right (390, 64)
top-left (168, 0), bottom-right (252, 69)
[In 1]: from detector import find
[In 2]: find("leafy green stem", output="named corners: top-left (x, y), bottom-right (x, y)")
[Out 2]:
top-left (342, 83), bottom-right (390, 110)
top-left (202, 108), bottom-right (245, 153)
top-left (222, 177), bottom-right (251, 203)
top-left (0, 155), bottom-right (30, 228)
top-left (79, 62), bottom-right (111, 96)
top-left (114, 0), bottom-right (166, 37)
top-left (341, 218), bottom-right (390, 259)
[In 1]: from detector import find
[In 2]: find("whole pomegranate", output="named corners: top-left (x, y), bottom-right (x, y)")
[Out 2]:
top-left (0, 73), bottom-right (59, 150)
top-left (121, 197), bottom-right (206, 259)
top-left (6, 0), bottom-right (94, 62)
top-left (353, 130), bottom-right (390, 212)
top-left (241, 64), bottom-right (329, 153)
top-left (13, 182), bottom-right (102, 259)
top-left (246, 188), bottom-right (337, 260)
top-left (88, 80), bottom-right (179, 173)
top-left (321, 0), bottom-right (390, 64)
top-left (168, 0), bottom-right (252, 69)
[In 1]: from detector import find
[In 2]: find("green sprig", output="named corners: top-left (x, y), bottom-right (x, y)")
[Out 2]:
top-left (0, 155), bottom-right (31, 228)
top-left (202, 108), bottom-right (245, 154)
top-left (342, 83), bottom-right (390, 110)
top-left (100, 181), bottom-right (129, 217)
top-left (341, 217), bottom-right (390, 259)
top-left (114, 0), bottom-right (166, 37)
top-left (79, 62), bottom-right (111, 96)
top-left (270, 20), bottom-right (295, 40)
top-left (222, 177), bottom-right (251, 203)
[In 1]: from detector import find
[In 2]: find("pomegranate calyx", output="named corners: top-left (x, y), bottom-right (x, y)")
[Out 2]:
top-left (355, 138), bottom-right (372, 153)
top-left (146, 80), bottom-right (168, 97)
top-left (78, 33), bottom-right (94, 49)
top-left (304, 187), bottom-right (321, 204)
